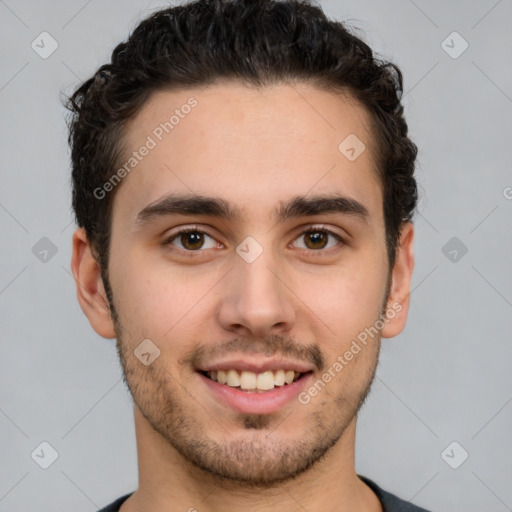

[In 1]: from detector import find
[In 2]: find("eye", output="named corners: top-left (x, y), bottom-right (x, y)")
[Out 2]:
top-left (164, 228), bottom-right (221, 251)
top-left (292, 228), bottom-right (344, 251)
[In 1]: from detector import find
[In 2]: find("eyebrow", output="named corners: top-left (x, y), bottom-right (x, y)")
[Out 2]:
top-left (135, 193), bottom-right (369, 225)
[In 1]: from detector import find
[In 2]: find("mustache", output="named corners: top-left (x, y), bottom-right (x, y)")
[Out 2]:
top-left (180, 334), bottom-right (325, 372)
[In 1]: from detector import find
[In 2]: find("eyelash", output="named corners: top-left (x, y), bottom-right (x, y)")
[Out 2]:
top-left (162, 225), bottom-right (346, 256)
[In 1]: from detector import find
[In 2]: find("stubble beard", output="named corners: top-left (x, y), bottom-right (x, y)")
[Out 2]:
top-left (113, 322), bottom-right (380, 490)
top-left (105, 266), bottom-right (389, 489)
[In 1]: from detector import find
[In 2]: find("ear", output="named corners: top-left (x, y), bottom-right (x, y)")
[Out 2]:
top-left (71, 228), bottom-right (116, 339)
top-left (381, 222), bottom-right (415, 338)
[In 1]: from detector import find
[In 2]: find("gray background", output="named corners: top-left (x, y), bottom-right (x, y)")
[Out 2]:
top-left (1, 0), bottom-right (511, 510)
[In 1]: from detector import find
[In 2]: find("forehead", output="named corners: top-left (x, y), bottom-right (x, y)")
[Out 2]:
top-left (113, 82), bottom-right (382, 225)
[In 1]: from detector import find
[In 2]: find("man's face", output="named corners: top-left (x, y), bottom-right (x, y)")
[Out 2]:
top-left (102, 83), bottom-right (395, 485)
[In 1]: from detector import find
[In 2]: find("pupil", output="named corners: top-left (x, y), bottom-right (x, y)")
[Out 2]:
top-left (307, 231), bottom-right (327, 249)
top-left (182, 232), bottom-right (203, 249)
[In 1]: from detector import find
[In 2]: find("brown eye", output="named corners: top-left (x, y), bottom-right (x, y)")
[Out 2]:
top-left (304, 231), bottom-right (328, 249)
top-left (180, 231), bottom-right (205, 250)
top-left (165, 229), bottom-right (219, 251)
top-left (293, 229), bottom-right (343, 251)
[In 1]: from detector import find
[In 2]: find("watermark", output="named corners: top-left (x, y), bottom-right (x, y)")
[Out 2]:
top-left (441, 441), bottom-right (469, 469)
top-left (31, 441), bottom-right (59, 469)
top-left (503, 186), bottom-right (512, 200)
top-left (93, 97), bottom-right (198, 200)
top-left (298, 301), bottom-right (403, 405)
top-left (32, 237), bottom-right (58, 263)
top-left (338, 133), bottom-right (365, 161)
top-left (441, 31), bottom-right (468, 60)
top-left (31, 32), bottom-right (59, 59)
top-left (134, 338), bottom-right (161, 366)
top-left (441, 236), bottom-right (468, 263)
top-left (236, 236), bottom-right (264, 263)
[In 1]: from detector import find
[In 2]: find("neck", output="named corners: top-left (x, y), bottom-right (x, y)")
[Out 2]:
top-left (121, 406), bottom-right (381, 512)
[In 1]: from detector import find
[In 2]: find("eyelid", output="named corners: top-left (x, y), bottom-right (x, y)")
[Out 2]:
top-left (296, 223), bottom-right (345, 238)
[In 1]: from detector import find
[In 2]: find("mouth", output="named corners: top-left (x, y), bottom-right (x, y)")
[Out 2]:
top-left (195, 357), bottom-right (316, 414)
top-left (197, 368), bottom-right (314, 414)
top-left (199, 369), bottom-right (311, 393)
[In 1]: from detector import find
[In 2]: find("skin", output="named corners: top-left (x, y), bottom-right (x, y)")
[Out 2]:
top-left (72, 82), bottom-right (414, 512)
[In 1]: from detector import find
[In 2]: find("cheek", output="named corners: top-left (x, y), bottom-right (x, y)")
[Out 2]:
top-left (111, 259), bottom-right (219, 344)
top-left (117, 278), bottom-right (180, 338)
top-left (304, 257), bottom-right (387, 348)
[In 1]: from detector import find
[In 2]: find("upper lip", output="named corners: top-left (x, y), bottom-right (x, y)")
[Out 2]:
top-left (196, 358), bottom-right (314, 374)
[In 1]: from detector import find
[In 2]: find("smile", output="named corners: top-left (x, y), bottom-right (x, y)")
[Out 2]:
top-left (197, 369), bottom-right (314, 414)
top-left (201, 369), bottom-right (306, 392)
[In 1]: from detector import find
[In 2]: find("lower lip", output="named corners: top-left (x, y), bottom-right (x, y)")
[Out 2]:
top-left (197, 371), bottom-right (314, 415)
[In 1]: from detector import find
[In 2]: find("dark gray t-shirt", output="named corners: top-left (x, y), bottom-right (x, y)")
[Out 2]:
top-left (97, 475), bottom-right (432, 511)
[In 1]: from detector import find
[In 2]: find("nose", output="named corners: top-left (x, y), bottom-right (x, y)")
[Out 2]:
top-left (216, 251), bottom-right (296, 338)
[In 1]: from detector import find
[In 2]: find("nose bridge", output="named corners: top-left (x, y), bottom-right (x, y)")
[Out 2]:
top-left (239, 251), bottom-right (280, 300)
top-left (218, 242), bottom-right (295, 335)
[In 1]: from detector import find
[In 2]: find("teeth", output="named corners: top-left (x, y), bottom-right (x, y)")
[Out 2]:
top-left (240, 370), bottom-right (257, 390)
top-left (217, 370), bottom-right (227, 384)
top-left (205, 369), bottom-right (304, 391)
top-left (274, 369), bottom-right (285, 386)
top-left (226, 369), bottom-right (240, 387)
top-left (256, 371), bottom-right (274, 390)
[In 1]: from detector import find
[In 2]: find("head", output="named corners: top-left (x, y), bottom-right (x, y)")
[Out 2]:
top-left (68, 0), bottom-right (417, 488)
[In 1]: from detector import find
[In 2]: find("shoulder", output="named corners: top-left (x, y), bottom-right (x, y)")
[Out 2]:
top-left (96, 493), bottom-right (133, 512)
top-left (358, 475), bottom-right (433, 512)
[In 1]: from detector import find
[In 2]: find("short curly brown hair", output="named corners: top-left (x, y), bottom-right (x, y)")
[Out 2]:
top-left (66, 0), bottom-right (418, 286)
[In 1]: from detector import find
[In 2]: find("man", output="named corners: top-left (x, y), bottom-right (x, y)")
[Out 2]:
top-left (67, 0), bottom-right (430, 510)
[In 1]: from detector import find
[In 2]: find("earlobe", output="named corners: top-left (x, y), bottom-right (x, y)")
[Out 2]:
top-left (381, 222), bottom-right (415, 339)
top-left (71, 228), bottom-right (116, 339)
